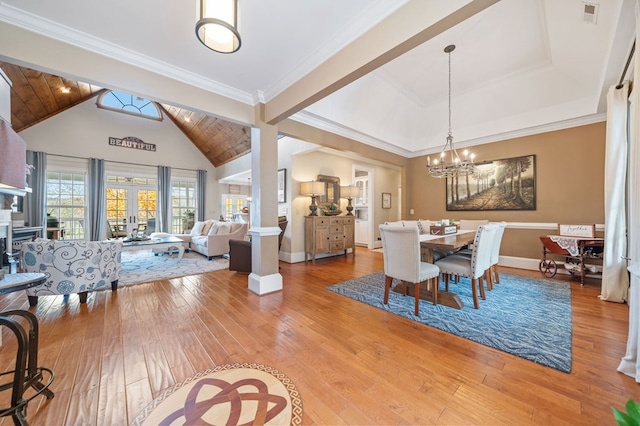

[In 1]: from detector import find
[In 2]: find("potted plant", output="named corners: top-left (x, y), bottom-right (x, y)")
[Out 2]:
top-left (613, 399), bottom-right (640, 426)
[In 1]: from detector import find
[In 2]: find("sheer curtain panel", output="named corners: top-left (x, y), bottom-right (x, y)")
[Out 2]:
top-left (600, 82), bottom-right (629, 303)
top-left (618, 0), bottom-right (640, 382)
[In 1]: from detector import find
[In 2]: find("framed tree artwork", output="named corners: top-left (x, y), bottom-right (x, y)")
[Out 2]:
top-left (446, 154), bottom-right (536, 211)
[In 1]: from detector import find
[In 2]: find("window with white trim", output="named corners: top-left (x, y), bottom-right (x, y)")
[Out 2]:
top-left (97, 90), bottom-right (162, 121)
top-left (46, 172), bottom-right (86, 240)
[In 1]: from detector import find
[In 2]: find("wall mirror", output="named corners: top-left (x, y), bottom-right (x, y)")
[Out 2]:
top-left (317, 174), bottom-right (340, 206)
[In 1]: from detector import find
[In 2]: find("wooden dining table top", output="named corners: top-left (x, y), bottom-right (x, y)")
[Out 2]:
top-left (419, 230), bottom-right (476, 251)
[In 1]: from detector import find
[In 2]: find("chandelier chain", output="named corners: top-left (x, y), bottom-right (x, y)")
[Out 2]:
top-left (426, 44), bottom-right (476, 179)
top-left (448, 47), bottom-right (452, 138)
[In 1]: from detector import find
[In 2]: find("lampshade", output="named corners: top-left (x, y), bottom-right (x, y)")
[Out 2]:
top-left (339, 185), bottom-right (360, 199)
top-left (0, 119), bottom-right (26, 190)
top-left (195, 0), bottom-right (241, 54)
top-left (300, 181), bottom-right (325, 196)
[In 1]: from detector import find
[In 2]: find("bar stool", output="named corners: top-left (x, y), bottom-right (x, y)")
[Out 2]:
top-left (0, 273), bottom-right (55, 425)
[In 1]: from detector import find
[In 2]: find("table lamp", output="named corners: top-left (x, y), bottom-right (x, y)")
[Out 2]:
top-left (300, 181), bottom-right (325, 216)
top-left (340, 185), bottom-right (361, 216)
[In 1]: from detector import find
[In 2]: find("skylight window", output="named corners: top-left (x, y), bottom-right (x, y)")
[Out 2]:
top-left (97, 90), bottom-right (163, 121)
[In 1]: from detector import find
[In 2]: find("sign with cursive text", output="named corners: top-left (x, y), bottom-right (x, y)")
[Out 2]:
top-left (108, 136), bottom-right (156, 152)
top-left (558, 224), bottom-right (595, 238)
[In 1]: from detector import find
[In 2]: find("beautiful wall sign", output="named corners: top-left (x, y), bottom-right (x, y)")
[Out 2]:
top-left (108, 136), bottom-right (156, 152)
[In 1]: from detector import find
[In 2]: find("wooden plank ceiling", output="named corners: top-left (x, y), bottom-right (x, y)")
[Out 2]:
top-left (0, 62), bottom-right (251, 167)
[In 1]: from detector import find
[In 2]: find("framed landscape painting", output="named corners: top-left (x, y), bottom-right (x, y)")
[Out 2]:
top-left (446, 154), bottom-right (536, 211)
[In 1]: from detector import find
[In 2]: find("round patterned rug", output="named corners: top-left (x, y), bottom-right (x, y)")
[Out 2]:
top-left (131, 363), bottom-right (303, 425)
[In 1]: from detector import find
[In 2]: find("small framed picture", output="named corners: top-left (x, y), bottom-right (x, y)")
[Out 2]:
top-left (382, 192), bottom-right (391, 209)
top-left (277, 169), bottom-right (286, 203)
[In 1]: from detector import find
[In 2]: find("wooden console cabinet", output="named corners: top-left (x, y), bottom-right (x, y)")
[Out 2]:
top-left (305, 216), bottom-right (355, 263)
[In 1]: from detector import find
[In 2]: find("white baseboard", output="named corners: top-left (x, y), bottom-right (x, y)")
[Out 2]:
top-left (248, 272), bottom-right (283, 295)
top-left (498, 255), bottom-right (540, 271)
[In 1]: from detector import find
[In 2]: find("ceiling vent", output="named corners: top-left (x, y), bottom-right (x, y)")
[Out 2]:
top-left (582, 2), bottom-right (599, 24)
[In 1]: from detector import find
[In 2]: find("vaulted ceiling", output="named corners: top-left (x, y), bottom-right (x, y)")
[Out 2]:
top-left (0, 62), bottom-right (251, 167)
top-left (0, 0), bottom-right (635, 166)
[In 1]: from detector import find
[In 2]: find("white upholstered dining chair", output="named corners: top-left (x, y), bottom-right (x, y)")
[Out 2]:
top-left (379, 224), bottom-right (440, 315)
top-left (434, 223), bottom-right (498, 309)
top-left (488, 221), bottom-right (508, 286)
top-left (451, 221), bottom-right (507, 291)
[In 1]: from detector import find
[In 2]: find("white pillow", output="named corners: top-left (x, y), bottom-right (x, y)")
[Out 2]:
top-left (190, 221), bottom-right (206, 236)
top-left (217, 222), bottom-right (232, 234)
top-left (201, 220), bottom-right (214, 235)
top-left (207, 222), bottom-right (219, 235)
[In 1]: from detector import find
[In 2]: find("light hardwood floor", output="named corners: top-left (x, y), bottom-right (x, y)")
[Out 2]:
top-left (0, 248), bottom-right (636, 425)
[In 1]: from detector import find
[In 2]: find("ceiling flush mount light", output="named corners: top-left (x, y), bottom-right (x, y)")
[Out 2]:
top-left (195, 0), bottom-right (241, 54)
top-left (426, 45), bottom-right (475, 179)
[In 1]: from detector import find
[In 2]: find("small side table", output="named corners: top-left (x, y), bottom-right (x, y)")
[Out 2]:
top-left (0, 273), bottom-right (55, 425)
top-left (0, 273), bottom-right (47, 295)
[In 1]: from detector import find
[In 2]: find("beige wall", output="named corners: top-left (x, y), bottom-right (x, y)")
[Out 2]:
top-left (289, 149), bottom-right (402, 260)
top-left (405, 122), bottom-right (606, 261)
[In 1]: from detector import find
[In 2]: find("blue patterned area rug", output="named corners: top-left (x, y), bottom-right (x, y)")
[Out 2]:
top-left (327, 271), bottom-right (572, 373)
top-left (120, 250), bottom-right (228, 286)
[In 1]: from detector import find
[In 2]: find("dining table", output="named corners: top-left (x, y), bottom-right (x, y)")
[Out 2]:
top-left (392, 229), bottom-right (477, 310)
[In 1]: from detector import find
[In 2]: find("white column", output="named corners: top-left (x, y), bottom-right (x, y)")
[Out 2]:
top-left (248, 106), bottom-right (282, 295)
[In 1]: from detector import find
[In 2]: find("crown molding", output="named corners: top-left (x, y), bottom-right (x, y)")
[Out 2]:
top-left (292, 110), bottom-right (607, 160)
top-left (0, 3), bottom-right (254, 104)
top-left (409, 113), bottom-right (607, 158)
top-left (290, 110), bottom-right (414, 157)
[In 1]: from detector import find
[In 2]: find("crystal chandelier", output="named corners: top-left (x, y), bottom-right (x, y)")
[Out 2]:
top-left (426, 45), bottom-right (476, 179)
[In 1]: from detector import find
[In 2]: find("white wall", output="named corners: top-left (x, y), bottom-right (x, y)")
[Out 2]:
top-left (18, 98), bottom-right (219, 218)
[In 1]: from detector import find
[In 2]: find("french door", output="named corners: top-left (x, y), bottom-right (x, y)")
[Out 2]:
top-left (106, 184), bottom-right (156, 237)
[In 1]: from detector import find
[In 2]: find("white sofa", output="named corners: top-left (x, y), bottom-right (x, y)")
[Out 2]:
top-left (153, 220), bottom-right (248, 260)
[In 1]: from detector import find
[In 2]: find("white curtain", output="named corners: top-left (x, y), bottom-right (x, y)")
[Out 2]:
top-left (618, 0), bottom-right (640, 382)
top-left (600, 81), bottom-right (629, 302)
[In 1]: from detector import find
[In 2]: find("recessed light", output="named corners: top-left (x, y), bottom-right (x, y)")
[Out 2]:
top-left (61, 87), bottom-right (71, 94)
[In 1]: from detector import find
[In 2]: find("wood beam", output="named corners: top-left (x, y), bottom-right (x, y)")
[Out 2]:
top-left (264, 0), bottom-right (500, 125)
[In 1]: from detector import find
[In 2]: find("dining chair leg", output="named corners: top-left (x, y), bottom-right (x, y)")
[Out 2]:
top-left (479, 276), bottom-right (486, 300)
top-left (493, 264), bottom-right (500, 284)
top-left (485, 269), bottom-right (494, 291)
top-left (471, 278), bottom-right (480, 309)
top-left (432, 277), bottom-right (438, 306)
top-left (414, 282), bottom-right (420, 315)
top-left (383, 275), bottom-right (393, 305)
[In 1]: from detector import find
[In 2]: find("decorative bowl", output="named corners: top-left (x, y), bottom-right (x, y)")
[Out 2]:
top-left (322, 209), bottom-right (342, 216)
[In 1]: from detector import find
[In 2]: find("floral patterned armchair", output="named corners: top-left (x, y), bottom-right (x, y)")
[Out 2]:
top-left (20, 239), bottom-right (122, 306)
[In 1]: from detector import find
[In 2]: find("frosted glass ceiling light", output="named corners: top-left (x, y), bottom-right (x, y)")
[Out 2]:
top-left (196, 0), bottom-right (241, 54)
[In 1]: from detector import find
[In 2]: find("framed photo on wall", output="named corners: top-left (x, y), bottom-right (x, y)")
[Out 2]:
top-left (277, 168), bottom-right (286, 203)
top-left (382, 192), bottom-right (391, 209)
top-left (446, 154), bottom-right (536, 211)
